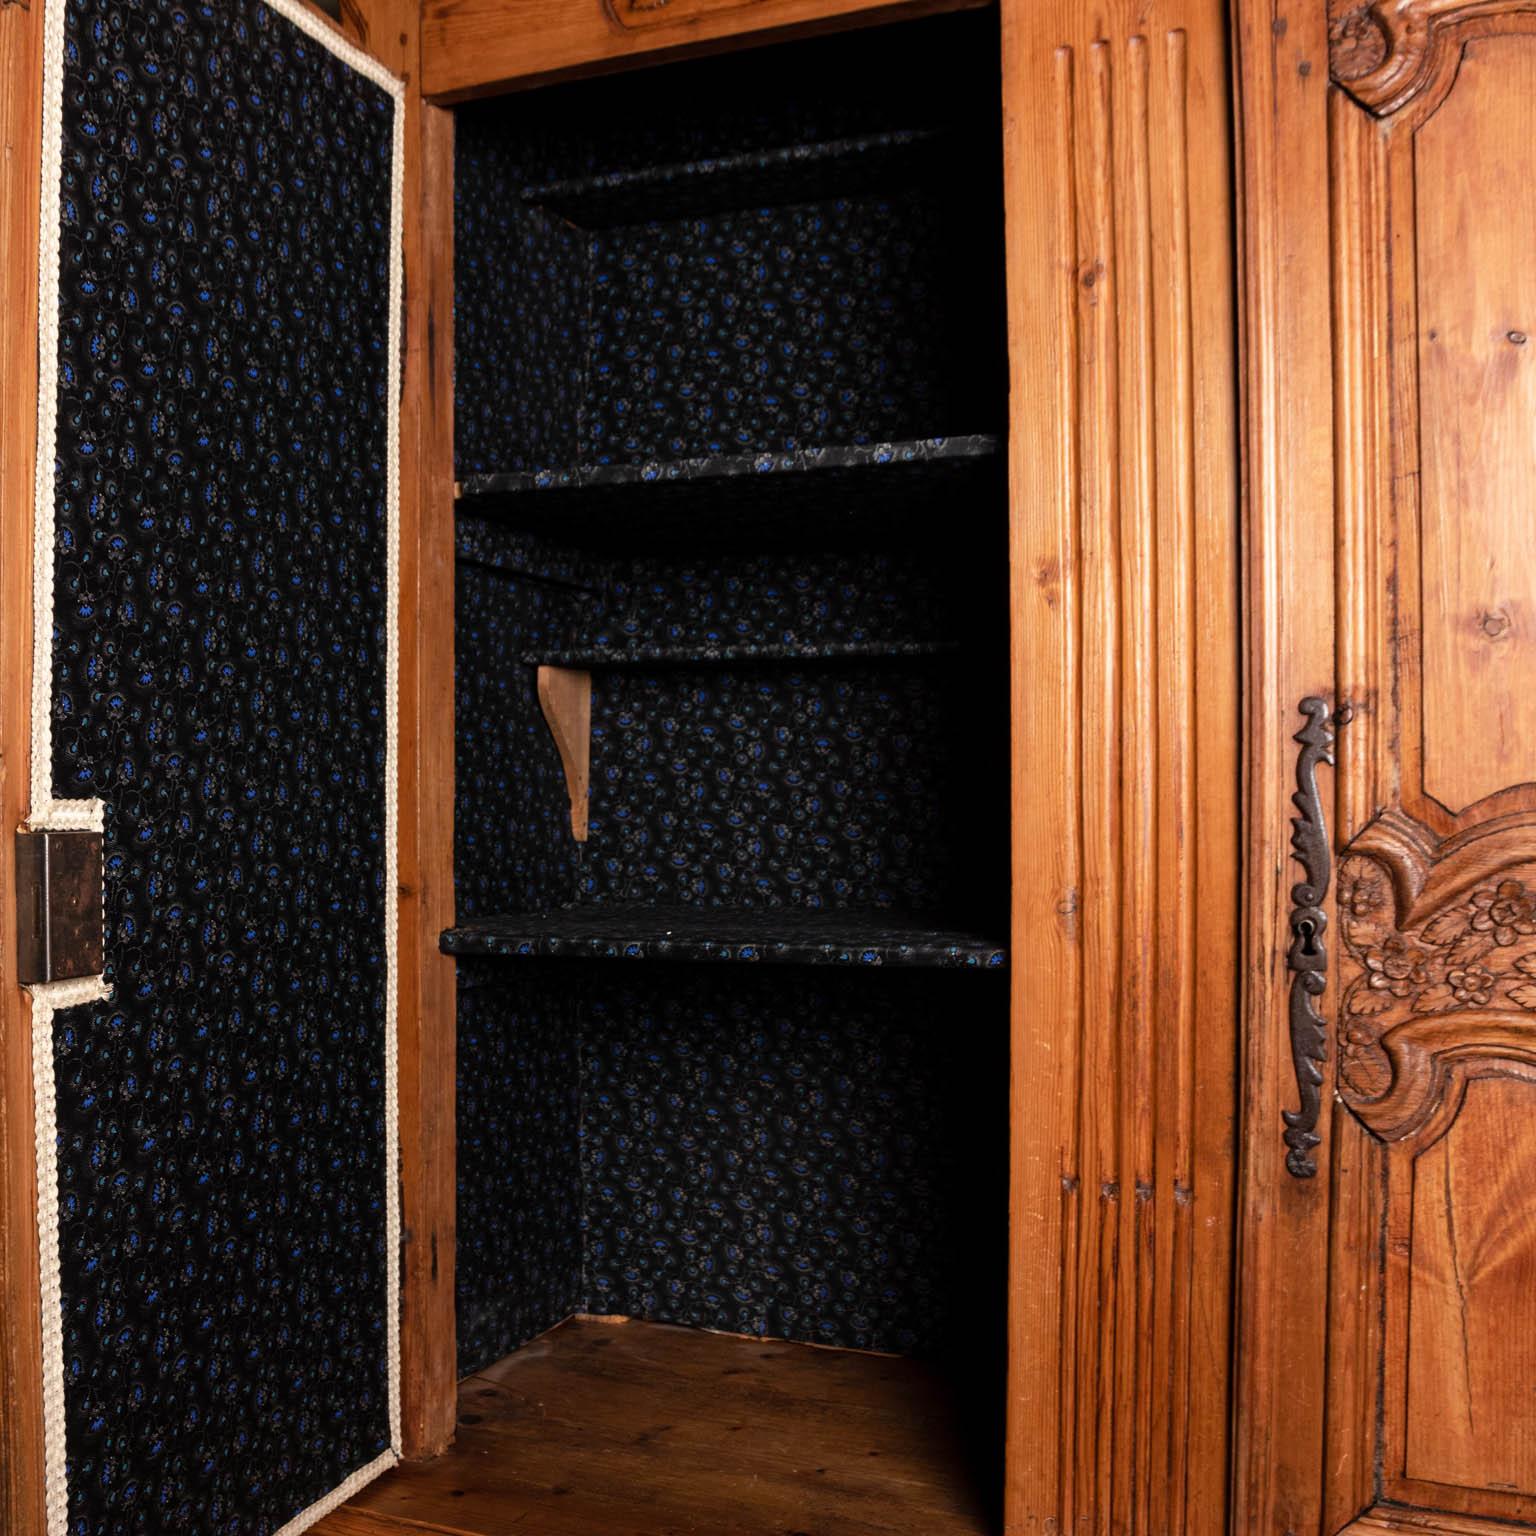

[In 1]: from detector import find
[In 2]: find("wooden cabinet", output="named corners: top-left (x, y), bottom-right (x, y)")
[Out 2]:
top-left (1234, 2), bottom-right (1536, 1533)
top-left (0, 0), bottom-right (1240, 1529)
top-left (7, 0), bottom-right (1530, 1530)
top-left (385, 3), bottom-right (1239, 1532)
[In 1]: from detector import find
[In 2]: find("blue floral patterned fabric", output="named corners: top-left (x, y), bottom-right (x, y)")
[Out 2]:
top-left (454, 963), bottom-right (1008, 1377)
top-left (44, 0), bottom-right (396, 1528)
top-left (452, 13), bottom-right (1003, 477)
top-left (450, 14), bottom-right (1009, 1377)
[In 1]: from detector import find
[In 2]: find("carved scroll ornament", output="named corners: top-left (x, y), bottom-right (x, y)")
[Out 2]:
top-left (1330, 0), bottom-right (1536, 114)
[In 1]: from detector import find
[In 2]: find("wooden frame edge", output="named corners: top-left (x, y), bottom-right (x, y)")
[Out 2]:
top-left (0, 3), bottom-right (48, 1529)
top-left (340, 0), bottom-right (460, 1460)
top-left (394, 88), bottom-right (458, 1461)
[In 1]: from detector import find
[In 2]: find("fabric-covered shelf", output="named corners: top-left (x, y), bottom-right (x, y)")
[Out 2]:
top-left (441, 906), bottom-right (1007, 969)
top-left (525, 639), bottom-right (959, 667)
top-left (519, 128), bottom-right (947, 229)
top-left (454, 436), bottom-right (1000, 551)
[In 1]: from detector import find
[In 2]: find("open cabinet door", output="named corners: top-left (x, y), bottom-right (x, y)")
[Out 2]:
top-left (0, 0), bottom-right (411, 1529)
top-left (1235, 0), bottom-right (1536, 1531)
top-left (1002, 0), bottom-right (1240, 1531)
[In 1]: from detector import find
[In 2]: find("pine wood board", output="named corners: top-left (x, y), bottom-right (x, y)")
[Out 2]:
top-left (316, 1317), bottom-right (997, 1536)
top-left (421, 0), bottom-right (988, 102)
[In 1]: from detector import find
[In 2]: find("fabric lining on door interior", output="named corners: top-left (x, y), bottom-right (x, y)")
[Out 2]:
top-left (27, 0), bottom-right (404, 1529)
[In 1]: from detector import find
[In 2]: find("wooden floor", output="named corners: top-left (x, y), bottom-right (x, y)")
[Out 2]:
top-left (315, 1316), bottom-right (997, 1536)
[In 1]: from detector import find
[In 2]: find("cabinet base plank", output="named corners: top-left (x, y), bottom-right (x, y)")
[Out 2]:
top-left (316, 1317), bottom-right (995, 1536)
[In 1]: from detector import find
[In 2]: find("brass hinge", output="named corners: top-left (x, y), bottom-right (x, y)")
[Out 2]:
top-left (15, 830), bottom-right (103, 984)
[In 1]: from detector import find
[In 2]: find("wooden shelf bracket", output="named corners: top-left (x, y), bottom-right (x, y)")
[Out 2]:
top-left (537, 664), bottom-right (591, 841)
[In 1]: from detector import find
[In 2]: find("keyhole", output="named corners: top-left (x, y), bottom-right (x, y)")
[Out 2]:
top-left (1297, 918), bottom-right (1318, 955)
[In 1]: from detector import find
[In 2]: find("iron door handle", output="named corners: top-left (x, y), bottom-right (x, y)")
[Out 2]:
top-left (1283, 697), bottom-right (1335, 1178)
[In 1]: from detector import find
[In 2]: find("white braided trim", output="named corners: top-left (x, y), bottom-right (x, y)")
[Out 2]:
top-left (26, 0), bottom-right (97, 837)
top-left (28, 976), bottom-right (109, 1536)
top-left (382, 71), bottom-right (407, 1465)
top-left (263, 0), bottom-right (405, 98)
top-left (27, 0), bottom-right (407, 1529)
top-left (272, 1450), bottom-right (401, 1536)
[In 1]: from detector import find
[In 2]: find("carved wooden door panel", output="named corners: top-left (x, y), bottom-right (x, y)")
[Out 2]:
top-left (1236, 1), bottom-right (1536, 1532)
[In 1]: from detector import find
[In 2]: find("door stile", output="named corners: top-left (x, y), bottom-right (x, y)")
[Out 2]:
top-left (1322, 83), bottom-right (1392, 1536)
top-left (1229, 0), bottom-right (1340, 1533)
top-left (1003, 2), bottom-right (1240, 1532)
top-left (392, 93), bottom-right (458, 1465)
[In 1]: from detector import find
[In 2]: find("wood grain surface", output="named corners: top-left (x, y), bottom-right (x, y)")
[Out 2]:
top-left (1228, 0), bottom-right (1338, 1528)
top-left (421, 0), bottom-right (988, 101)
top-left (318, 1317), bottom-right (994, 1536)
top-left (1238, 1), bottom-right (1536, 1531)
top-left (0, 1), bottom-right (49, 1529)
top-left (1001, 1), bottom-right (1239, 1531)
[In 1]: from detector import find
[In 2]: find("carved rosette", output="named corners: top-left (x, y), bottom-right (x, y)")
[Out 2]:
top-left (1330, 1), bottom-right (1393, 83)
top-left (1329, 0), bottom-right (1536, 115)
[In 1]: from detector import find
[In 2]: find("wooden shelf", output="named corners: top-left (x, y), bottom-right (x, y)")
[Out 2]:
top-left (441, 905), bottom-right (1007, 969)
top-left (519, 128), bottom-right (947, 229)
top-left (454, 435), bottom-right (1002, 551)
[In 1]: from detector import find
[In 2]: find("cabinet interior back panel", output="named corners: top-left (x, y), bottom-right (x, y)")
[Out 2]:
top-left (454, 13), bottom-right (1004, 476)
top-left (450, 12), bottom-right (1008, 1380)
top-left (455, 963), bottom-right (1008, 1377)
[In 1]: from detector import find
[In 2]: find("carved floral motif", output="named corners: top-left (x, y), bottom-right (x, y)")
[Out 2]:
top-left (1338, 855), bottom-right (1536, 1100)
